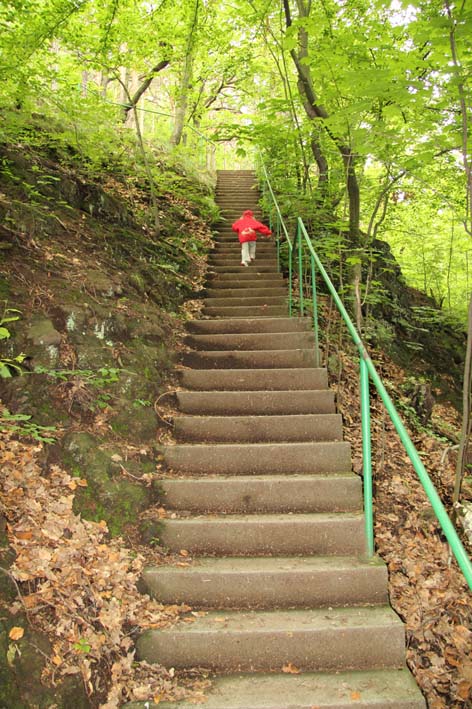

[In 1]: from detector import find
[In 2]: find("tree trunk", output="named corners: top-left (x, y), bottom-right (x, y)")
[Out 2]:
top-left (446, 0), bottom-right (472, 508)
top-left (170, 0), bottom-right (200, 146)
top-left (282, 0), bottom-right (361, 243)
top-left (454, 293), bottom-right (472, 506)
top-left (310, 133), bottom-right (329, 201)
top-left (122, 59), bottom-right (170, 121)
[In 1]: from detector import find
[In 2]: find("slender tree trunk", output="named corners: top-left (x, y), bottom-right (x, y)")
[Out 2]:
top-left (446, 215), bottom-right (455, 309)
top-left (454, 294), bottom-right (472, 505)
top-left (282, 0), bottom-right (361, 243)
top-left (310, 133), bottom-right (329, 197)
top-left (122, 59), bottom-right (170, 121)
top-left (170, 0), bottom-right (200, 146)
top-left (81, 70), bottom-right (88, 96)
top-left (445, 0), bottom-right (472, 506)
top-left (115, 73), bottom-right (160, 237)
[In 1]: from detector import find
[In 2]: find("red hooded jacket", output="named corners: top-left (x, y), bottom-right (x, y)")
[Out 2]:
top-left (231, 210), bottom-right (272, 243)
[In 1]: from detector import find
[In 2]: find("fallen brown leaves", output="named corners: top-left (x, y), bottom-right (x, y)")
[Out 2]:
top-left (0, 428), bottom-right (209, 707)
top-left (330, 343), bottom-right (472, 708)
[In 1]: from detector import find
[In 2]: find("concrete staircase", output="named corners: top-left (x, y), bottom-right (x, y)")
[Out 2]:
top-left (134, 170), bottom-right (425, 708)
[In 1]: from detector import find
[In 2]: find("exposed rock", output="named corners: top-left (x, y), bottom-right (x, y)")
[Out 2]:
top-left (27, 318), bottom-right (62, 346)
top-left (0, 615), bottom-right (89, 709)
top-left (60, 431), bottom-right (155, 535)
top-left (84, 269), bottom-right (123, 297)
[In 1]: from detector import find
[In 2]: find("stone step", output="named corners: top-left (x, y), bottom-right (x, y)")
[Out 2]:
top-left (178, 367), bottom-right (328, 390)
top-left (212, 245), bottom-right (274, 254)
top-left (203, 297), bottom-right (286, 308)
top-left (217, 203), bottom-right (260, 209)
top-left (211, 251), bottom-right (276, 260)
top-left (181, 349), bottom-right (316, 369)
top-left (215, 185), bottom-right (257, 190)
top-left (219, 214), bottom-right (264, 221)
top-left (209, 251), bottom-right (275, 258)
top-left (142, 555), bottom-right (387, 609)
top-left (206, 267), bottom-right (280, 276)
top-left (184, 331), bottom-right (313, 351)
top-left (164, 440), bottom-right (351, 475)
top-left (209, 265), bottom-right (279, 273)
top-left (204, 287), bottom-right (287, 300)
top-left (125, 668), bottom-right (426, 709)
top-left (214, 234), bottom-right (267, 241)
top-left (174, 413), bottom-right (343, 443)
top-left (208, 262), bottom-right (279, 271)
top-left (157, 512), bottom-right (364, 556)
top-left (159, 473), bottom-right (362, 513)
top-left (212, 240), bottom-right (275, 248)
top-left (206, 278), bottom-right (284, 289)
top-left (218, 205), bottom-right (262, 210)
top-left (137, 605), bottom-right (405, 671)
top-left (207, 271), bottom-right (283, 281)
top-left (185, 318), bottom-right (311, 334)
top-left (203, 305), bottom-right (287, 317)
top-left (217, 203), bottom-right (261, 210)
top-left (216, 191), bottom-right (259, 195)
top-left (177, 389), bottom-right (335, 414)
top-left (209, 253), bottom-right (277, 262)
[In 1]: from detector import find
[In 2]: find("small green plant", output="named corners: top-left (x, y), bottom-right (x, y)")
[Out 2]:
top-left (34, 366), bottom-right (121, 386)
top-left (1, 409), bottom-right (57, 443)
top-left (73, 638), bottom-right (91, 654)
top-left (0, 307), bottom-right (26, 378)
top-left (133, 398), bottom-right (152, 408)
top-left (33, 366), bottom-right (121, 414)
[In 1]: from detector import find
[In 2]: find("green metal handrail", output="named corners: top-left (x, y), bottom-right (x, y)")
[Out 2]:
top-left (260, 169), bottom-right (472, 591)
top-left (259, 163), bottom-right (293, 315)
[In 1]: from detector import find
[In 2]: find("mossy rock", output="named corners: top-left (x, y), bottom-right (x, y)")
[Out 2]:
top-left (2, 377), bottom-right (69, 428)
top-left (84, 269), bottom-right (123, 298)
top-left (110, 403), bottom-right (158, 443)
top-left (0, 276), bottom-right (11, 300)
top-left (0, 615), bottom-right (88, 709)
top-left (61, 432), bottom-right (154, 535)
top-left (138, 518), bottom-right (165, 546)
top-left (75, 476), bottom-right (150, 536)
top-left (27, 317), bottom-right (62, 347)
top-left (74, 335), bottom-right (118, 369)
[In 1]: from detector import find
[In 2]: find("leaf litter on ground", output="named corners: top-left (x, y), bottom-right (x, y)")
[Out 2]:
top-left (324, 309), bottom-right (472, 708)
top-left (0, 425), bottom-right (211, 707)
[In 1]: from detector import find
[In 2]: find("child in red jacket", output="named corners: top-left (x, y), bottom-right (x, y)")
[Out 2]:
top-left (231, 210), bottom-right (272, 267)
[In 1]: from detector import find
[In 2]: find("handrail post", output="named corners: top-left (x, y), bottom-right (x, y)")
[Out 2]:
top-left (297, 222), bottom-right (304, 316)
top-left (360, 355), bottom-right (375, 557)
top-left (310, 254), bottom-right (320, 367)
top-left (288, 239), bottom-right (293, 316)
top-left (276, 218), bottom-right (280, 273)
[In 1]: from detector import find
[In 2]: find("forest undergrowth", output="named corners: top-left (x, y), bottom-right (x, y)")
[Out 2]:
top-left (0, 121), bottom-right (471, 706)
top-left (1, 290), bottom-right (471, 707)
top-left (0, 126), bottom-right (215, 706)
top-left (323, 297), bottom-right (472, 708)
top-left (0, 427), bottom-right (211, 707)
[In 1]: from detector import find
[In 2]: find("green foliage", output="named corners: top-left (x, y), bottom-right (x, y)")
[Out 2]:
top-left (0, 0), bottom-right (471, 328)
top-left (33, 366), bottom-right (121, 411)
top-left (34, 365), bottom-right (121, 385)
top-left (1, 409), bottom-right (57, 443)
top-left (0, 307), bottom-right (26, 378)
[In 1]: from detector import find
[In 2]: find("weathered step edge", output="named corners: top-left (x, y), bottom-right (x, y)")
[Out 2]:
top-left (141, 555), bottom-right (388, 608)
top-left (164, 440), bottom-right (351, 474)
top-left (124, 668), bottom-right (426, 709)
top-left (158, 473), bottom-right (362, 513)
top-left (178, 368), bottom-right (329, 391)
top-left (136, 606), bottom-right (406, 671)
top-left (159, 512), bottom-right (365, 556)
